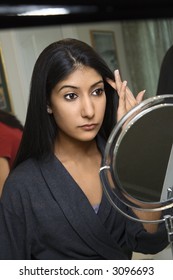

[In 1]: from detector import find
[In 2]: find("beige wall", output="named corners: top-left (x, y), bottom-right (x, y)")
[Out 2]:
top-left (0, 21), bottom-right (129, 124)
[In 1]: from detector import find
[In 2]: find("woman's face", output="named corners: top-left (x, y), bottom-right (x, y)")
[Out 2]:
top-left (49, 66), bottom-right (106, 142)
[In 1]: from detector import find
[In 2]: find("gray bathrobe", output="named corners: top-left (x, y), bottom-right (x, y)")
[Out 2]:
top-left (0, 138), bottom-right (168, 260)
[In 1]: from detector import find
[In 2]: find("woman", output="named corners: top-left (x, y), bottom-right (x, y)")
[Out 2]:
top-left (0, 110), bottom-right (23, 195)
top-left (0, 38), bottom-right (168, 260)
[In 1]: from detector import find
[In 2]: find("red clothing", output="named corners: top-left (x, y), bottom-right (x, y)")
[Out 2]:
top-left (0, 122), bottom-right (22, 169)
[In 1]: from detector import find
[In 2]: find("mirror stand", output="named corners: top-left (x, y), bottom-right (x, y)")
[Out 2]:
top-left (164, 188), bottom-right (173, 258)
top-left (164, 214), bottom-right (173, 258)
top-left (100, 166), bottom-right (173, 259)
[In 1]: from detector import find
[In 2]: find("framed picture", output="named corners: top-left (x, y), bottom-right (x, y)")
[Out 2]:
top-left (90, 30), bottom-right (119, 72)
top-left (0, 49), bottom-right (12, 112)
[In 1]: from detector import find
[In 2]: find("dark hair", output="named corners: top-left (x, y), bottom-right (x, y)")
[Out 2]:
top-left (0, 109), bottom-right (23, 131)
top-left (14, 38), bottom-right (118, 167)
top-left (157, 45), bottom-right (173, 96)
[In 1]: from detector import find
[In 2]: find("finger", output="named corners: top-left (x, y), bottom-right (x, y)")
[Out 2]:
top-left (124, 86), bottom-right (145, 108)
top-left (114, 69), bottom-right (123, 92)
top-left (106, 78), bottom-right (117, 90)
top-left (125, 86), bottom-right (135, 99)
top-left (136, 90), bottom-right (146, 104)
top-left (118, 80), bottom-right (127, 105)
top-left (116, 81), bottom-right (127, 121)
top-left (125, 89), bottom-right (145, 112)
top-left (123, 80), bottom-right (139, 101)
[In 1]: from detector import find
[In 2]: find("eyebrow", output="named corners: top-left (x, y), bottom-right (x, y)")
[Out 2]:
top-left (58, 80), bottom-right (104, 92)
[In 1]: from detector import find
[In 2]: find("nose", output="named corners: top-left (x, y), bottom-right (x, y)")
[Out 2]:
top-left (81, 96), bottom-right (95, 119)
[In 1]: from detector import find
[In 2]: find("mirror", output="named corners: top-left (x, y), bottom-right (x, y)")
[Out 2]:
top-left (100, 95), bottom-right (173, 219)
top-left (114, 99), bottom-right (173, 203)
top-left (100, 94), bottom-right (173, 259)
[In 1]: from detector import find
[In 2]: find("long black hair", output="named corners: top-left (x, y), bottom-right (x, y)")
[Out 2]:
top-left (14, 38), bottom-right (118, 168)
top-left (0, 109), bottom-right (23, 131)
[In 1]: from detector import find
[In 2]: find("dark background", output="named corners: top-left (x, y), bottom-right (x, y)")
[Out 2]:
top-left (0, 0), bottom-right (173, 29)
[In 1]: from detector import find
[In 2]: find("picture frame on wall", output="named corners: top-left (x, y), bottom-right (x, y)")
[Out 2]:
top-left (0, 49), bottom-right (12, 112)
top-left (90, 30), bottom-right (119, 72)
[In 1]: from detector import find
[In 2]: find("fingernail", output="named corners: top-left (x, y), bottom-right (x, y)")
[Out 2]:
top-left (115, 69), bottom-right (119, 75)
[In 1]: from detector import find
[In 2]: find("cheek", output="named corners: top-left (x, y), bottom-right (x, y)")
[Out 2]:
top-left (52, 104), bottom-right (77, 128)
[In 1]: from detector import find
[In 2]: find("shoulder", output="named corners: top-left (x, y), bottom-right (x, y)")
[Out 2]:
top-left (2, 158), bottom-right (41, 195)
top-left (2, 155), bottom-right (56, 193)
top-left (11, 158), bottom-right (39, 177)
top-left (1, 157), bottom-right (51, 214)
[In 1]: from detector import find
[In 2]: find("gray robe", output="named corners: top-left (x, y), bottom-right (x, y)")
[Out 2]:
top-left (0, 141), bottom-right (169, 259)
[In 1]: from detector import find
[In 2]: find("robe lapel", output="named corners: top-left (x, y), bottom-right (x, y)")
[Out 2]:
top-left (38, 155), bottom-right (127, 260)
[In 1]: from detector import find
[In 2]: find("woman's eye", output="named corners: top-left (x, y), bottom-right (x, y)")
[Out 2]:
top-left (64, 93), bottom-right (77, 100)
top-left (92, 88), bottom-right (104, 96)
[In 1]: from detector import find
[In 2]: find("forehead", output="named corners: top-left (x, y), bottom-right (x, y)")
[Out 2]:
top-left (60, 66), bottom-right (102, 85)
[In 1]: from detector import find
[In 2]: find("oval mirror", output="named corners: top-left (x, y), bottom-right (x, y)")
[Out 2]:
top-left (100, 94), bottom-right (173, 223)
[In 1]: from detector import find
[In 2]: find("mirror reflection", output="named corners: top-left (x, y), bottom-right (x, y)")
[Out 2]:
top-left (101, 95), bottom-right (173, 206)
top-left (115, 103), bottom-right (173, 203)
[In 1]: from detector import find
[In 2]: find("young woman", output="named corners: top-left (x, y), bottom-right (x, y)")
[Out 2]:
top-left (0, 38), bottom-right (168, 260)
top-left (0, 110), bottom-right (23, 195)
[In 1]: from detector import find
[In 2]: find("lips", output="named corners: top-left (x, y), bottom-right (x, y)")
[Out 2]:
top-left (80, 123), bottom-right (98, 131)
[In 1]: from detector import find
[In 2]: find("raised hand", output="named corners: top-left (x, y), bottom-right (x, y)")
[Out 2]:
top-left (107, 69), bottom-right (145, 121)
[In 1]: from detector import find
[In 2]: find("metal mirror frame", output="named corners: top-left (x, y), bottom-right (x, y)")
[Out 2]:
top-left (100, 94), bottom-right (173, 224)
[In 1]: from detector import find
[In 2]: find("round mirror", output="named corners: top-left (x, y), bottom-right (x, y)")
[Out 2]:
top-left (100, 94), bottom-right (173, 223)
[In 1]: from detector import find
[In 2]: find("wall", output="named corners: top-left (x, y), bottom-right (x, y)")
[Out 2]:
top-left (0, 21), bottom-right (129, 124)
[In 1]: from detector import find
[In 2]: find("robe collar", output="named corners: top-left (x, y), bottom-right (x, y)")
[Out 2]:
top-left (38, 136), bottom-right (127, 260)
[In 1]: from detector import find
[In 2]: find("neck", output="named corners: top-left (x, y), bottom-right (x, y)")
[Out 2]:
top-left (54, 134), bottom-right (98, 162)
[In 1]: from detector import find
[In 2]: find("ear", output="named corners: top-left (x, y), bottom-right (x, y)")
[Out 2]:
top-left (47, 105), bottom-right (53, 114)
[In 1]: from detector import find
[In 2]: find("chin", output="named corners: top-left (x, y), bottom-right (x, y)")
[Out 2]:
top-left (77, 134), bottom-right (97, 142)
